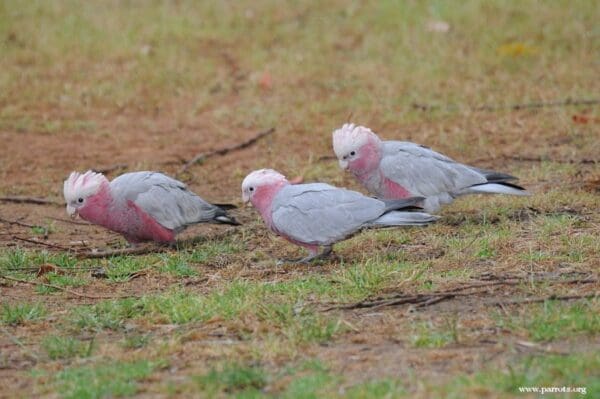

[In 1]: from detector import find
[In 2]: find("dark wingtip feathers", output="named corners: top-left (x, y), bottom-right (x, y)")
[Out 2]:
top-left (382, 196), bottom-right (426, 212)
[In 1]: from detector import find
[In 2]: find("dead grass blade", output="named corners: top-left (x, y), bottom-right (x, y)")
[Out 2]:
top-left (0, 196), bottom-right (61, 206)
top-left (412, 98), bottom-right (600, 112)
top-left (326, 277), bottom-right (598, 311)
top-left (178, 127), bottom-right (275, 175)
top-left (492, 293), bottom-right (598, 306)
top-left (0, 274), bottom-right (136, 299)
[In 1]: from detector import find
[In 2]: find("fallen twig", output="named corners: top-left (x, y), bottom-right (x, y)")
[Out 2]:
top-left (78, 245), bottom-right (164, 259)
top-left (325, 294), bottom-right (459, 311)
top-left (326, 277), bottom-right (598, 311)
top-left (473, 154), bottom-right (597, 165)
top-left (178, 127), bottom-right (275, 174)
top-left (492, 293), bottom-right (597, 306)
top-left (13, 236), bottom-right (72, 251)
top-left (93, 163), bottom-right (129, 174)
top-left (0, 217), bottom-right (43, 229)
top-left (0, 196), bottom-right (61, 206)
top-left (416, 294), bottom-right (455, 308)
top-left (412, 98), bottom-right (600, 112)
top-left (46, 216), bottom-right (92, 226)
top-left (0, 274), bottom-right (136, 299)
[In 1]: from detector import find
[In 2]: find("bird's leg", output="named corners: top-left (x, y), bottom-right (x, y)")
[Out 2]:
top-left (277, 245), bottom-right (333, 265)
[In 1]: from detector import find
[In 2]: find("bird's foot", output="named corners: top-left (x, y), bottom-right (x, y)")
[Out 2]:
top-left (276, 246), bottom-right (333, 265)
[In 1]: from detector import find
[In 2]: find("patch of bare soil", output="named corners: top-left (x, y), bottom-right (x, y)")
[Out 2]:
top-left (1, 107), bottom-right (598, 395)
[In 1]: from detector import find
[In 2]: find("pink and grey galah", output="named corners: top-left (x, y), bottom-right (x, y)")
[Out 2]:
top-left (63, 171), bottom-right (238, 244)
top-left (241, 169), bottom-right (437, 263)
top-left (332, 123), bottom-right (529, 213)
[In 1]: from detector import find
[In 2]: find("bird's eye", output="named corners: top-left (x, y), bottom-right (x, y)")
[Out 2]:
top-left (249, 187), bottom-right (254, 192)
top-left (350, 151), bottom-right (356, 156)
top-left (77, 198), bottom-right (84, 203)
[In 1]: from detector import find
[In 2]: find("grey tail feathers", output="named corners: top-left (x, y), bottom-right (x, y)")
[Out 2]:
top-left (467, 167), bottom-right (528, 195)
top-left (382, 196), bottom-right (426, 213)
top-left (465, 182), bottom-right (529, 196)
top-left (372, 211), bottom-right (438, 227)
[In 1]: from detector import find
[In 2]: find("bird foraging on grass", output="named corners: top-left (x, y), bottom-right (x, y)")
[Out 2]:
top-left (332, 123), bottom-right (529, 213)
top-left (63, 170), bottom-right (238, 244)
top-left (242, 169), bottom-right (437, 264)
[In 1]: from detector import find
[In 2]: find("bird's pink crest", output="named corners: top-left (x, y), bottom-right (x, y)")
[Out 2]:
top-left (63, 170), bottom-right (108, 203)
top-left (332, 123), bottom-right (380, 159)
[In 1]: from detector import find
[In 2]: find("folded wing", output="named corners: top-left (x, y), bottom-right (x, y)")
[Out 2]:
top-left (380, 141), bottom-right (488, 196)
top-left (271, 183), bottom-right (385, 245)
top-left (110, 172), bottom-right (229, 231)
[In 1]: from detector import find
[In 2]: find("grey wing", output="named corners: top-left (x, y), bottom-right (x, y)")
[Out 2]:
top-left (270, 183), bottom-right (385, 245)
top-left (111, 172), bottom-right (221, 231)
top-left (380, 142), bottom-right (486, 196)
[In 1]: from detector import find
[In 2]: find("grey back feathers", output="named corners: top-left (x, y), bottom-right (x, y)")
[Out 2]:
top-left (380, 141), bottom-right (529, 212)
top-left (110, 172), bottom-right (237, 231)
top-left (381, 141), bottom-right (487, 197)
top-left (270, 183), bottom-right (435, 246)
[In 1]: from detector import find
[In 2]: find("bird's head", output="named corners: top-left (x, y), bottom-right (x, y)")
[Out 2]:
top-left (332, 123), bottom-right (382, 173)
top-left (241, 169), bottom-right (288, 205)
top-left (63, 170), bottom-right (109, 218)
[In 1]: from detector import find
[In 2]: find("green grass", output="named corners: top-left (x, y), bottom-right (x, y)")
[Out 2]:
top-left (68, 282), bottom-right (341, 344)
top-left (1, 302), bottom-right (46, 325)
top-left (497, 300), bottom-right (600, 342)
top-left (35, 272), bottom-right (88, 294)
top-left (120, 333), bottom-right (151, 350)
top-left (195, 363), bottom-right (267, 396)
top-left (189, 240), bottom-right (242, 263)
top-left (443, 353), bottom-right (600, 398)
top-left (42, 335), bottom-right (93, 360)
top-left (1, 0), bottom-right (599, 397)
top-left (105, 256), bottom-right (152, 282)
top-left (157, 253), bottom-right (198, 277)
top-left (51, 360), bottom-right (161, 399)
top-left (410, 319), bottom-right (460, 348)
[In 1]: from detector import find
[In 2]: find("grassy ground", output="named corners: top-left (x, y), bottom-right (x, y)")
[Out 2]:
top-left (1, 1), bottom-right (599, 398)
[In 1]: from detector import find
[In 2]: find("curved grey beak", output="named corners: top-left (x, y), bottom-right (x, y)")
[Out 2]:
top-left (66, 205), bottom-right (78, 219)
top-left (338, 159), bottom-right (349, 170)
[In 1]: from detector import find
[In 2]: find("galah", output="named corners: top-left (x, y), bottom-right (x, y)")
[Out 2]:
top-left (332, 123), bottom-right (529, 212)
top-left (63, 170), bottom-right (238, 244)
top-left (241, 169), bottom-right (437, 263)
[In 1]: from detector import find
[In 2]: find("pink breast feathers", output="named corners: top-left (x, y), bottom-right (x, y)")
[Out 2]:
top-left (382, 177), bottom-right (412, 199)
top-left (126, 200), bottom-right (176, 243)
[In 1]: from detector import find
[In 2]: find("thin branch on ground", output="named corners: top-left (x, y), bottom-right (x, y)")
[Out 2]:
top-left (78, 245), bottom-right (164, 259)
top-left (92, 163), bottom-right (129, 174)
top-left (13, 236), bottom-right (72, 251)
top-left (0, 274), bottom-right (136, 299)
top-left (317, 155), bottom-right (338, 162)
top-left (178, 127), bottom-right (275, 175)
top-left (472, 154), bottom-right (597, 165)
top-left (492, 293), bottom-right (598, 306)
top-left (46, 216), bottom-right (92, 226)
top-left (412, 98), bottom-right (600, 112)
top-left (0, 196), bottom-right (61, 206)
top-left (325, 277), bottom-right (597, 311)
top-left (0, 217), bottom-right (43, 229)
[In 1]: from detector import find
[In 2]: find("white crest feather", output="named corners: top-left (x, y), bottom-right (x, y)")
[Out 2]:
top-left (332, 123), bottom-right (380, 159)
top-left (242, 169), bottom-right (288, 191)
top-left (63, 170), bottom-right (107, 203)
